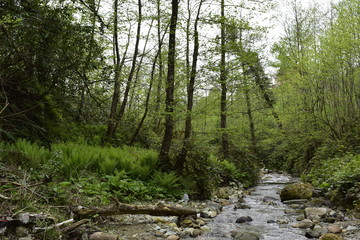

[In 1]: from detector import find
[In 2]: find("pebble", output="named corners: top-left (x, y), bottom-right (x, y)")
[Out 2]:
top-left (167, 235), bottom-right (179, 240)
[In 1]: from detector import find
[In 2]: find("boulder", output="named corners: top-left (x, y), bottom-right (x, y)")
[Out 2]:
top-left (236, 216), bottom-right (253, 223)
top-left (292, 219), bottom-right (314, 228)
top-left (280, 183), bottom-right (313, 201)
top-left (319, 233), bottom-right (343, 240)
top-left (305, 208), bottom-right (328, 220)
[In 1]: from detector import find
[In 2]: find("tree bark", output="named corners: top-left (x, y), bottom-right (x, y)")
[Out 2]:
top-left (158, 0), bottom-right (179, 171)
top-left (220, 0), bottom-right (229, 159)
top-left (113, 0), bottom-right (142, 133)
top-left (106, 0), bottom-right (131, 138)
top-left (175, 0), bottom-right (203, 172)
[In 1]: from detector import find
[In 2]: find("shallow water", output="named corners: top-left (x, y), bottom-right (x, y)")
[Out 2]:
top-left (192, 173), bottom-right (309, 240)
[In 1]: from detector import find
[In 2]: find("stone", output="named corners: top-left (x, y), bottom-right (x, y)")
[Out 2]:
top-left (234, 203), bottom-right (251, 210)
top-left (236, 216), bottom-right (253, 223)
top-left (18, 238), bottom-right (32, 240)
top-left (267, 220), bottom-right (276, 223)
top-left (200, 210), bottom-right (217, 218)
top-left (292, 219), bottom-right (314, 228)
top-left (280, 182), bottom-right (313, 201)
top-left (322, 217), bottom-right (336, 223)
top-left (305, 230), bottom-right (324, 238)
top-left (167, 235), bottom-right (179, 240)
top-left (183, 227), bottom-right (194, 236)
top-left (283, 199), bottom-right (309, 205)
top-left (276, 219), bottom-right (289, 224)
top-left (305, 208), bottom-right (328, 220)
top-left (233, 232), bottom-right (260, 240)
top-left (319, 233), bottom-right (343, 240)
top-left (191, 229), bottom-right (202, 237)
top-left (200, 226), bottom-right (211, 232)
top-left (327, 224), bottom-right (342, 234)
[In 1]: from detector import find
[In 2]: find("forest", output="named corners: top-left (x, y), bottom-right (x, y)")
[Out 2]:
top-left (0, 0), bottom-right (360, 237)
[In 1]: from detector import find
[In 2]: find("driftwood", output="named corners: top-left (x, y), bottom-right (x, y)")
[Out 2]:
top-left (74, 203), bottom-right (197, 219)
top-left (61, 219), bottom-right (89, 233)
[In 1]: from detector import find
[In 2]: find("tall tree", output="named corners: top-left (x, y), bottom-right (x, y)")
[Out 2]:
top-left (175, 0), bottom-right (204, 172)
top-left (158, 0), bottom-right (180, 171)
top-left (220, 0), bottom-right (229, 159)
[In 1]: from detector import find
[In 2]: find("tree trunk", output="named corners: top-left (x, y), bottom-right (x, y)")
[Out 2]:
top-left (113, 0), bottom-right (142, 134)
top-left (74, 203), bottom-right (197, 219)
top-left (220, 0), bottom-right (229, 159)
top-left (175, 0), bottom-right (203, 173)
top-left (106, 0), bottom-right (131, 139)
top-left (130, 26), bottom-right (168, 146)
top-left (158, 0), bottom-right (179, 171)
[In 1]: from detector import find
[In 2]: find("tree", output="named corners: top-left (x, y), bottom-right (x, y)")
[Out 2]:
top-left (158, 0), bottom-right (180, 171)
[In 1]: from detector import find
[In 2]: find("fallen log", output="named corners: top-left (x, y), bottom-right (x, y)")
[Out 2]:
top-left (74, 203), bottom-right (197, 219)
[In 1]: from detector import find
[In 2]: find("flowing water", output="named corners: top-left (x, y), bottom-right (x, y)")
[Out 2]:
top-left (194, 173), bottom-right (309, 240)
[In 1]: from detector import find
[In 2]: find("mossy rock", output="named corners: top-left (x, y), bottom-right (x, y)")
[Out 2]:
top-left (319, 233), bottom-right (343, 240)
top-left (280, 182), bottom-right (313, 202)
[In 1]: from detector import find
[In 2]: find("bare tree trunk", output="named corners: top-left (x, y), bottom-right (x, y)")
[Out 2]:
top-left (130, 26), bottom-right (168, 146)
top-left (106, 0), bottom-right (131, 138)
top-left (220, 0), bottom-right (229, 159)
top-left (154, 0), bottom-right (165, 132)
top-left (175, 0), bottom-right (204, 173)
top-left (128, 19), bottom-right (154, 115)
top-left (158, 0), bottom-right (179, 171)
top-left (113, 0), bottom-right (142, 134)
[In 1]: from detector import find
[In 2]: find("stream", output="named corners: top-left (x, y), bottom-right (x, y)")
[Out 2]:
top-left (192, 173), bottom-right (312, 240)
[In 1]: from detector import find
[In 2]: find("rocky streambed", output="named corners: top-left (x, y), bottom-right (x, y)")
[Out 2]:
top-left (2, 172), bottom-right (360, 240)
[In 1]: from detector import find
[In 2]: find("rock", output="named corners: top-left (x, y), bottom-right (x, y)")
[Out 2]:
top-left (263, 196), bottom-right (277, 202)
top-left (191, 229), bottom-right (202, 237)
top-left (292, 219), bottom-right (314, 228)
top-left (167, 235), bottom-right (179, 240)
top-left (214, 187), bottom-right (235, 199)
top-left (305, 229), bottom-right (326, 238)
top-left (18, 238), bottom-right (32, 240)
top-left (233, 232), bottom-right (260, 240)
top-left (305, 208), bottom-right (328, 220)
top-left (236, 216), bottom-right (253, 223)
top-left (296, 215), bottom-right (305, 221)
top-left (345, 225), bottom-right (359, 232)
top-left (327, 224), bottom-right (342, 234)
top-left (200, 225), bottom-right (211, 232)
top-left (280, 182), bottom-right (313, 201)
top-left (195, 219), bottom-right (206, 226)
top-left (276, 219), bottom-right (289, 224)
top-left (234, 203), bottom-right (251, 210)
top-left (319, 233), bottom-right (343, 240)
top-left (322, 217), bottom-right (336, 223)
top-left (283, 199), bottom-right (309, 205)
top-left (267, 220), bottom-right (276, 223)
top-left (183, 227), bottom-right (194, 236)
top-left (200, 210), bottom-right (217, 218)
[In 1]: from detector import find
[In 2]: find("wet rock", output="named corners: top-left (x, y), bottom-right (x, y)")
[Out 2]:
top-left (267, 220), bottom-right (276, 223)
top-left (233, 231), bottom-right (260, 240)
top-left (322, 217), bottom-right (336, 223)
top-left (167, 235), bottom-right (179, 240)
top-left (327, 224), bottom-right (342, 234)
top-left (276, 219), bottom-right (289, 224)
top-left (280, 182), bottom-right (313, 201)
top-left (263, 196), bottom-right (277, 202)
top-left (234, 203), bottom-right (251, 210)
top-left (319, 233), bottom-right (343, 240)
top-left (236, 216), bottom-right (253, 223)
top-left (292, 219), bottom-right (314, 228)
top-left (200, 210), bottom-right (217, 218)
top-left (283, 199), bottom-right (309, 205)
top-left (200, 225), bottom-right (211, 232)
top-left (305, 208), bottom-right (328, 220)
top-left (191, 229), bottom-right (203, 237)
top-left (305, 229), bottom-right (327, 238)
